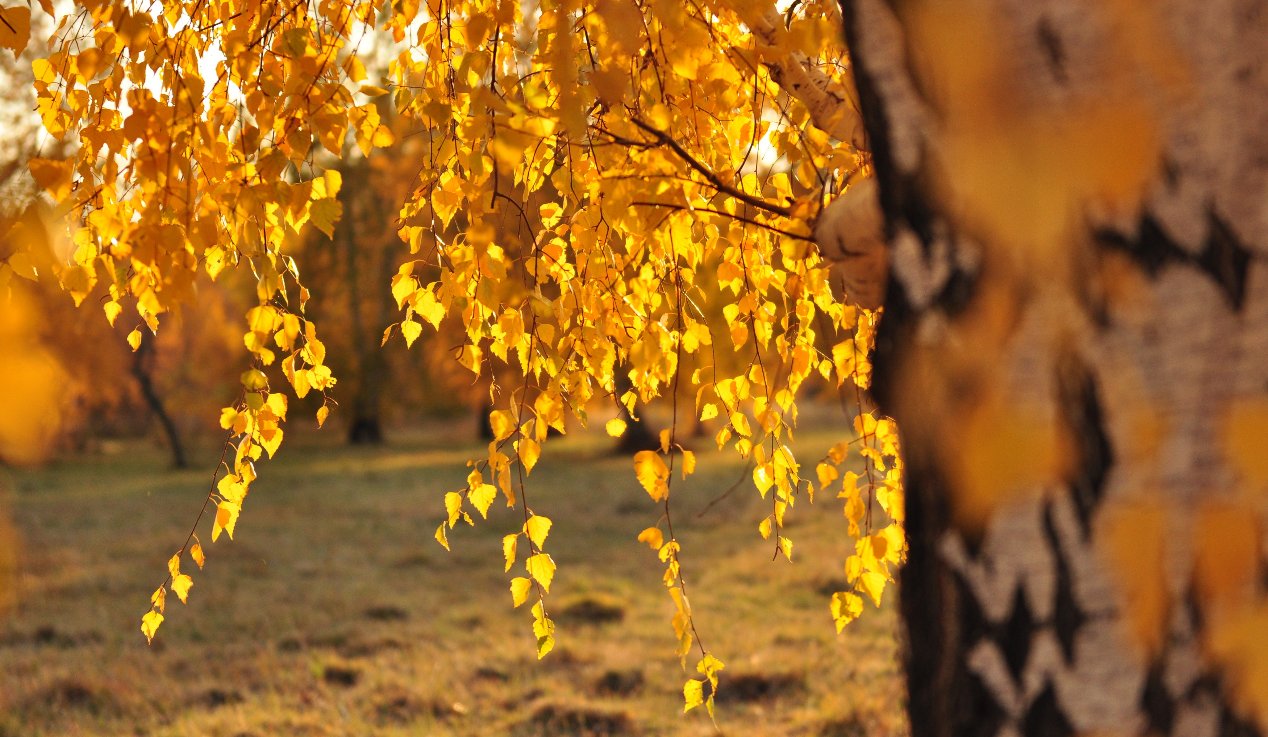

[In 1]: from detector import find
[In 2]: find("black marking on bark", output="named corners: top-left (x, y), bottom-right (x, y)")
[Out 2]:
top-left (1021, 684), bottom-right (1076, 737)
top-left (1161, 156), bottom-right (1181, 190)
top-left (1094, 214), bottom-right (1177, 278)
top-left (1200, 211), bottom-right (1251, 310)
top-left (951, 567), bottom-right (995, 655)
top-left (1140, 665), bottom-right (1175, 736)
top-left (936, 259), bottom-right (981, 318)
top-left (1187, 674), bottom-right (1262, 737)
top-left (1036, 18), bottom-right (1067, 83)
top-left (1001, 586), bottom-right (1035, 682)
top-left (1055, 353), bottom-right (1113, 536)
top-left (1095, 211), bottom-right (1251, 311)
top-left (1218, 703), bottom-right (1262, 737)
top-left (1042, 504), bottom-right (1086, 663)
top-left (963, 671), bottom-right (1010, 737)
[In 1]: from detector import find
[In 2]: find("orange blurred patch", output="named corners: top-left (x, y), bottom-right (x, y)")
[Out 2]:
top-left (943, 392), bottom-right (1070, 529)
top-left (0, 288), bottom-right (68, 466)
top-left (1193, 502), bottom-right (1259, 616)
top-left (1207, 603), bottom-right (1268, 726)
top-left (1097, 500), bottom-right (1169, 655)
top-left (1224, 397), bottom-right (1268, 493)
top-left (904, 0), bottom-right (1166, 279)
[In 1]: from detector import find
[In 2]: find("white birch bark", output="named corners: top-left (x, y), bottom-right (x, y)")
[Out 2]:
top-left (828, 1), bottom-right (1268, 735)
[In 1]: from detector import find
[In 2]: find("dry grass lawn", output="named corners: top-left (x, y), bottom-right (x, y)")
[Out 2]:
top-left (0, 415), bottom-right (908, 737)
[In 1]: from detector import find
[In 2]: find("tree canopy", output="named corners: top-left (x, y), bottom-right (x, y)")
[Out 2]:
top-left (0, 0), bottom-right (902, 714)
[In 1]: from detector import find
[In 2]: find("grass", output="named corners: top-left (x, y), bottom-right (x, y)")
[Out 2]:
top-left (0, 411), bottom-right (907, 737)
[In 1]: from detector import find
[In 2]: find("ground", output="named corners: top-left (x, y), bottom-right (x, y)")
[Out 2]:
top-left (0, 412), bottom-right (907, 737)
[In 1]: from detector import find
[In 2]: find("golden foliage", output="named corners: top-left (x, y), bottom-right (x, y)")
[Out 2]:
top-left (16, 0), bottom-right (902, 709)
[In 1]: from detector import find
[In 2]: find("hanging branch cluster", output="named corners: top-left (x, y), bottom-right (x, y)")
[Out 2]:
top-left (9, 0), bottom-right (905, 711)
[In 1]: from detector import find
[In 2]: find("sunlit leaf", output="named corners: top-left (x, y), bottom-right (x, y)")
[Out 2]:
top-left (470, 484), bottom-right (497, 519)
top-left (525, 515), bottom-right (552, 549)
top-left (637, 527), bottom-right (664, 550)
top-left (0, 5), bottom-right (30, 54)
top-left (510, 576), bottom-right (532, 607)
top-left (526, 553), bottom-right (556, 592)
top-left (633, 451), bottom-right (670, 502)
top-left (502, 534), bottom-right (519, 572)
top-left (141, 610), bottom-right (163, 643)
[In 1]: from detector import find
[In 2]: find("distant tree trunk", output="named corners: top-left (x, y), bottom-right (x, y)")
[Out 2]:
top-left (342, 165), bottom-right (387, 445)
top-left (839, 1), bottom-right (1268, 735)
top-left (612, 372), bottom-right (660, 454)
top-left (131, 338), bottom-right (188, 468)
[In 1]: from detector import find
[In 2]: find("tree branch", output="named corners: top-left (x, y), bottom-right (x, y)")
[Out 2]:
top-left (627, 117), bottom-right (792, 218)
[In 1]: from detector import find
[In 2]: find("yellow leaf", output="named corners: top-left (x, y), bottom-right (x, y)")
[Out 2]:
top-left (525, 515), bottom-right (552, 549)
top-left (469, 483), bottom-right (497, 519)
top-left (510, 576), bottom-right (532, 607)
top-left (102, 300), bottom-right (122, 327)
top-left (637, 527), bottom-right (663, 550)
top-left (532, 602), bottom-right (555, 659)
top-left (309, 198), bottom-right (342, 238)
top-left (525, 553), bottom-right (556, 592)
top-left (518, 437), bottom-right (541, 473)
top-left (681, 450), bottom-right (696, 477)
top-left (190, 541), bottom-right (205, 569)
top-left (171, 574), bottom-right (193, 604)
top-left (359, 84), bottom-right (389, 96)
top-left (434, 522), bottom-right (450, 550)
top-left (753, 463), bottom-right (773, 496)
top-left (605, 418), bottom-right (627, 437)
top-left (259, 426), bottom-right (283, 458)
top-left (489, 410), bottom-right (515, 441)
top-left (830, 591), bottom-right (864, 632)
top-left (316, 405), bottom-right (330, 428)
top-left (817, 462), bottom-right (839, 489)
top-left (758, 518), bottom-right (772, 539)
top-left (140, 610), bottom-right (163, 643)
top-left (390, 274), bottom-right (415, 309)
top-left (683, 678), bottom-right (705, 713)
top-left (444, 491), bottom-right (462, 526)
top-left (400, 319), bottom-right (422, 347)
top-left (126, 328), bottom-right (142, 352)
top-left (537, 633), bottom-right (555, 659)
top-left (28, 157), bottom-right (72, 200)
top-left (0, 5), bottom-right (30, 55)
top-left (700, 403), bottom-right (719, 421)
top-left (502, 534), bottom-right (518, 572)
top-left (633, 450), bottom-right (669, 502)
top-left (212, 501), bottom-right (239, 541)
top-left (778, 535), bottom-right (794, 560)
top-left (697, 653), bottom-right (725, 684)
top-left (241, 369), bottom-right (268, 391)
top-left (858, 570), bottom-right (887, 607)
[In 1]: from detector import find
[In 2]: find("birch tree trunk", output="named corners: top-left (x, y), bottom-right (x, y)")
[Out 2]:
top-left (836, 1), bottom-right (1268, 735)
